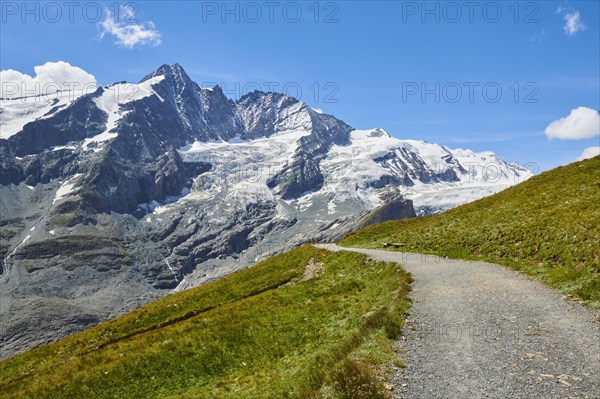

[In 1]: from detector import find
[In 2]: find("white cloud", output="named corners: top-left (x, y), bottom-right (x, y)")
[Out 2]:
top-left (562, 11), bottom-right (586, 36)
top-left (529, 28), bottom-right (547, 43)
top-left (576, 146), bottom-right (600, 161)
top-left (545, 107), bottom-right (600, 140)
top-left (0, 61), bottom-right (97, 99)
top-left (98, 6), bottom-right (161, 49)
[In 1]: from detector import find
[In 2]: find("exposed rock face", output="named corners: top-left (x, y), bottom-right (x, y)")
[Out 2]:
top-left (0, 141), bottom-right (22, 185)
top-left (7, 90), bottom-right (107, 157)
top-left (288, 196), bottom-right (416, 245)
top-left (0, 64), bottom-right (532, 359)
top-left (356, 196), bottom-right (416, 229)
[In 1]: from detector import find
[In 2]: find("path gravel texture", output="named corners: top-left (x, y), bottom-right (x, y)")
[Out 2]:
top-left (315, 244), bottom-right (600, 399)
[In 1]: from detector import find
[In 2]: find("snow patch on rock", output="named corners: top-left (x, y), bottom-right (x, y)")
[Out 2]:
top-left (82, 76), bottom-right (165, 151)
top-left (53, 174), bottom-right (83, 204)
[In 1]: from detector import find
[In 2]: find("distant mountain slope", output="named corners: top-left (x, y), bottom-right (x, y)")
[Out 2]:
top-left (341, 156), bottom-right (600, 307)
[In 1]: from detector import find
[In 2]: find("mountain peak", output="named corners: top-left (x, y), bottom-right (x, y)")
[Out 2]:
top-left (139, 63), bottom-right (169, 82)
top-left (170, 63), bottom-right (192, 83)
top-left (139, 63), bottom-right (191, 84)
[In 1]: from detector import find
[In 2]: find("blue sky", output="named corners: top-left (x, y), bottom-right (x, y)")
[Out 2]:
top-left (1, 0), bottom-right (599, 170)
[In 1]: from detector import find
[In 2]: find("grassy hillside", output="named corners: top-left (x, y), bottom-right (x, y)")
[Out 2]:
top-left (0, 245), bottom-right (411, 399)
top-left (341, 156), bottom-right (600, 308)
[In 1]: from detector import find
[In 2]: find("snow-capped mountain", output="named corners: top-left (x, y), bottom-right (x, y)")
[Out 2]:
top-left (0, 64), bottom-right (532, 358)
top-left (321, 128), bottom-right (531, 215)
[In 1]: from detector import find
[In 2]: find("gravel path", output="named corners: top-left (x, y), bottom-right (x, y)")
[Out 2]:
top-left (315, 244), bottom-right (600, 399)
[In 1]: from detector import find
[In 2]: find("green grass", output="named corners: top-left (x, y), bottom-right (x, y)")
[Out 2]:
top-left (341, 156), bottom-right (600, 307)
top-left (0, 245), bottom-right (412, 399)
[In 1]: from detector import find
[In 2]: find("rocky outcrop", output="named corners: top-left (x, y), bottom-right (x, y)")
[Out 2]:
top-left (0, 141), bottom-right (22, 185)
top-left (201, 85), bottom-right (243, 140)
top-left (287, 196), bottom-right (416, 245)
top-left (7, 90), bottom-right (106, 157)
top-left (262, 100), bottom-right (352, 199)
top-left (356, 196), bottom-right (416, 229)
